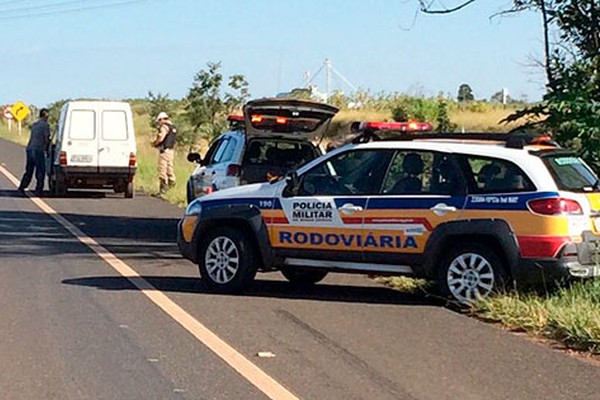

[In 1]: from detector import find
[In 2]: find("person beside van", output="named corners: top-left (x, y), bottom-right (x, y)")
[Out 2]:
top-left (18, 108), bottom-right (51, 196)
top-left (152, 112), bottom-right (177, 197)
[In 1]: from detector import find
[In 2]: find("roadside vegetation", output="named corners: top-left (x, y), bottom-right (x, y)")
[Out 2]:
top-left (473, 280), bottom-right (600, 355)
top-left (0, 97), bottom-right (518, 207)
top-left (3, 1), bottom-right (600, 355)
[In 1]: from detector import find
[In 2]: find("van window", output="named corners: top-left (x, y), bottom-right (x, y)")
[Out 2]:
top-left (69, 110), bottom-right (95, 140)
top-left (102, 110), bottom-right (129, 141)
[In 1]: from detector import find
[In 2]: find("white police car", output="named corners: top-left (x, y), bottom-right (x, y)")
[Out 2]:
top-left (185, 98), bottom-right (337, 203)
top-left (178, 129), bottom-right (600, 304)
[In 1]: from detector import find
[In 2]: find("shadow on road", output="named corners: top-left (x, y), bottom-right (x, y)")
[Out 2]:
top-left (62, 275), bottom-right (442, 306)
top-left (0, 210), bottom-right (180, 258)
top-left (0, 189), bottom-right (25, 198)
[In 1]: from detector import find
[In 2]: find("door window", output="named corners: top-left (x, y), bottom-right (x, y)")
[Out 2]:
top-left (298, 149), bottom-right (394, 196)
top-left (213, 137), bottom-right (237, 164)
top-left (69, 110), bottom-right (95, 140)
top-left (102, 110), bottom-right (128, 141)
top-left (208, 138), bottom-right (237, 165)
top-left (459, 155), bottom-right (535, 193)
top-left (203, 139), bottom-right (223, 166)
top-left (382, 151), bottom-right (461, 195)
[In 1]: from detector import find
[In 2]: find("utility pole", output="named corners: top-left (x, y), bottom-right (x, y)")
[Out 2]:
top-left (325, 58), bottom-right (332, 102)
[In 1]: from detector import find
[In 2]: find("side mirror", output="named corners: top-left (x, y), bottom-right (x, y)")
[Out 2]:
top-left (283, 171), bottom-right (300, 197)
top-left (187, 152), bottom-right (203, 164)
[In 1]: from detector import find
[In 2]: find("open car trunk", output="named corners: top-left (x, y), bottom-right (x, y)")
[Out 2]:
top-left (243, 98), bottom-right (339, 141)
top-left (239, 138), bottom-right (320, 185)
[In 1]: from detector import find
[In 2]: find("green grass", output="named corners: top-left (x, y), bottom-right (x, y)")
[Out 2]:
top-left (472, 280), bottom-right (600, 354)
top-left (374, 276), bottom-right (430, 294)
top-left (0, 121), bottom-right (30, 146)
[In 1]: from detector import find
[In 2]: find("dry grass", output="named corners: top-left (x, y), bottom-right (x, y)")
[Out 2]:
top-left (451, 108), bottom-right (521, 132)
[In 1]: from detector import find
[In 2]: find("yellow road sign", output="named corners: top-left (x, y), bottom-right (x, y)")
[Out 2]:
top-left (10, 101), bottom-right (30, 122)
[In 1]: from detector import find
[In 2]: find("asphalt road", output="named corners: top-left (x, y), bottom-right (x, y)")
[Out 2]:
top-left (1, 137), bottom-right (599, 400)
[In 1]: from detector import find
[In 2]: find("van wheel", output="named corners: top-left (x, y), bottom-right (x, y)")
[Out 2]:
top-left (52, 173), bottom-right (67, 197)
top-left (198, 227), bottom-right (257, 293)
top-left (281, 268), bottom-right (328, 286)
top-left (125, 182), bottom-right (134, 198)
top-left (438, 242), bottom-right (508, 305)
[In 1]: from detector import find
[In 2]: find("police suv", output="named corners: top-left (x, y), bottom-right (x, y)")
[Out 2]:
top-left (185, 99), bottom-right (337, 203)
top-left (178, 127), bottom-right (600, 304)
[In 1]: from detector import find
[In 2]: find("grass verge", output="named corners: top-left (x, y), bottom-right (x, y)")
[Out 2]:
top-left (382, 274), bottom-right (600, 355)
top-left (472, 279), bottom-right (600, 354)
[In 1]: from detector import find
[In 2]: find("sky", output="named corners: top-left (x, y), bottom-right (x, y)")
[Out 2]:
top-left (0, 0), bottom-right (546, 107)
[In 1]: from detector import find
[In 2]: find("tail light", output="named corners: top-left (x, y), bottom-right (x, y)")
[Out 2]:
top-left (226, 164), bottom-right (240, 177)
top-left (129, 152), bottom-right (136, 167)
top-left (527, 198), bottom-right (583, 215)
top-left (59, 151), bottom-right (67, 166)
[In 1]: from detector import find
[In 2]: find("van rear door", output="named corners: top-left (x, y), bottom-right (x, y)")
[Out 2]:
top-left (98, 108), bottom-right (133, 171)
top-left (66, 109), bottom-right (97, 170)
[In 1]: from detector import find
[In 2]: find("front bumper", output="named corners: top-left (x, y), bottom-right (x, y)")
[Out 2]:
top-left (177, 216), bottom-right (199, 264)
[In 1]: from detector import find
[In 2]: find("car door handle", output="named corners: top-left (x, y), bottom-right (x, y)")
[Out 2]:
top-left (339, 204), bottom-right (363, 215)
top-left (430, 203), bottom-right (457, 216)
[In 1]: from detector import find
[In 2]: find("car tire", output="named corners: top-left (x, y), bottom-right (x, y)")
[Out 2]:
top-left (125, 181), bottom-right (134, 199)
top-left (438, 242), bottom-right (508, 305)
top-left (280, 268), bottom-right (328, 286)
top-left (198, 227), bottom-right (257, 293)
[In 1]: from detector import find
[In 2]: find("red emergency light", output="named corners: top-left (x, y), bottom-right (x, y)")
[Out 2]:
top-left (227, 115), bottom-right (244, 122)
top-left (251, 114), bottom-right (263, 123)
top-left (360, 121), bottom-right (433, 132)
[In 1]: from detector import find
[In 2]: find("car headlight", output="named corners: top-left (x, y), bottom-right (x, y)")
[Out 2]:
top-left (185, 201), bottom-right (202, 216)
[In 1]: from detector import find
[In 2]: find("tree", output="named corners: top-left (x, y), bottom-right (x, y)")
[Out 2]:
top-left (47, 99), bottom-right (69, 127)
top-left (184, 62), bottom-right (250, 147)
top-left (490, 90), bottom-right (512, 104)
top-left (435, 98), bottom-right (456, 132)
top-left (146, 91), bottom-right (173, 129)
top-left (457, 83), bottom-right (474, 102)
top-left (418, 1), bottom-right (600, 170)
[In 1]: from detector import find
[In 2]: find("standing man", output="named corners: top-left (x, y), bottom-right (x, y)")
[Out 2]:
top-left (152, 112), bottom-right (177, 197)
top-left (18, 108), bottom-right (51, 196)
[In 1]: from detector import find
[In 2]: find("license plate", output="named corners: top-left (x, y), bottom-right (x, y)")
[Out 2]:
top-left (70, 154), bottom-right (93, 163)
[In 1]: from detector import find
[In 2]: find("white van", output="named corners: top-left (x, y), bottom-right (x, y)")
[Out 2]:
top-left (48, 101), bottom-right (137, 198)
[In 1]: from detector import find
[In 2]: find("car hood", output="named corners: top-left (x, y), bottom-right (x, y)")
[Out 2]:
top-left (198, 180), bottom-right (282, 203)
top-left (243, 98), bottom-right (338, 140)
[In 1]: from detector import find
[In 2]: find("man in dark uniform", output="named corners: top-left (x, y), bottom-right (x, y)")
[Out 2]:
top-left (18, 108), bottom-right (51, 196)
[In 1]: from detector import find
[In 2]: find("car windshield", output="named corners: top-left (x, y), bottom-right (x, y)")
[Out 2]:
top-left (542, 153), bottom-right (599, 192)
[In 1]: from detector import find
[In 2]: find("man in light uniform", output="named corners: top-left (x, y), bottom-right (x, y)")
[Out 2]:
top-left (152, 112), bottom-right (177, 197)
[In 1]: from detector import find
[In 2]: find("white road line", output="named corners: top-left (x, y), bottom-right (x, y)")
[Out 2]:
top-left (0, 164), bottom-right (299, 400)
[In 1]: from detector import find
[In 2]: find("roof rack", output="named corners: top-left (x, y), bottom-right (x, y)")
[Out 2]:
top-left (350, 130), bottom-right (559, 149)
